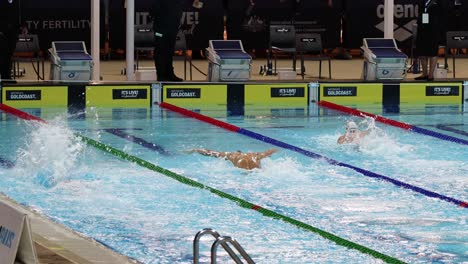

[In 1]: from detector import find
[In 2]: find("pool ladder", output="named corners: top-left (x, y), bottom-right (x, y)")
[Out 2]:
top-left (193, 228), bottom-right (255, 264)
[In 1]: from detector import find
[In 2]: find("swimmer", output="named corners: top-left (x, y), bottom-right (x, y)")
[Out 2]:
top-left (337, 121), bottom-right (370, 145)
top-left (186, 148), bottom-right (278, 170)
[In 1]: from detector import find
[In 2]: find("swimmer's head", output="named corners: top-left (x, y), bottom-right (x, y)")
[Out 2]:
top-left (346, 121), bottom-right (358, 133)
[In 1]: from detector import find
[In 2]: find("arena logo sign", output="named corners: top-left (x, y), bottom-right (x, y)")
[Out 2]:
top-left (0, 225), bottom-right (15, 249)
top-left (136, 10), bottom-right (200, 35)
top-left (167, 88), bottom-right (201, 98)
top-left (426, 86), bottom-right (459, 96)
top-left (375, 3), bottom-right (419, 42)
top-left (112, 89), bottom-right (147, 99)
top-left (323, 87), bottom-right (357, 97)
top-left (25, 19), bottom-right (90, 30)
top-left (271, 87), bottom-right (304, 97)
top-left (6, 90), bottom-right (41, 101)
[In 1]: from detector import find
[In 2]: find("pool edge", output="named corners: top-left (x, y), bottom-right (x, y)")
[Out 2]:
top-left (0, 193), bottom-right (139, 264)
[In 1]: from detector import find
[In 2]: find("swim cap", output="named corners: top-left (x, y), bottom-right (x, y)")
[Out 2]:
top-left (346, 121), bottom-right (358, 130)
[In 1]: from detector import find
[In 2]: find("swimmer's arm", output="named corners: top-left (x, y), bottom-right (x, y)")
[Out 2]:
top-left (337, 135), bottom-right (346, 144)
top-left (257, 149), bottom-right (278, 159)
top-left (361, 130), bottom-right (371, 137)
top-left (187, 148), bottom-right (227, 158)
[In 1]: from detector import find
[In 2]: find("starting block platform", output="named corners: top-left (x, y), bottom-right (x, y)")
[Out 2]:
top-left (206, 40), bottom-right (252, 82)
top-left (49, 41), bottom-right (93, 81)
top-left (361, 38), bottom-right (407, 81)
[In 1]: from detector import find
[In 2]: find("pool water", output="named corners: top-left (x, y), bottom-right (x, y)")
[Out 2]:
top-left (0, 104), bottom-right (467, 264)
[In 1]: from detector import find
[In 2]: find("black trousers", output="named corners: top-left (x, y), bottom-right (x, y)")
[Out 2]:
top-left (153, 31), bottom-right (178, 81)
top-left (0, 30), bottom-right (17, 80)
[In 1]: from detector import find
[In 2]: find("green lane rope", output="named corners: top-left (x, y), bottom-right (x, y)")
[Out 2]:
top-left (78, 135), bottom-right (405, 264)
top-left (0, 104), bottom-right (405, 263)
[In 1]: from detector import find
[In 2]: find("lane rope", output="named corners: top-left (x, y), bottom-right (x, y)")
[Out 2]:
top-left (0, 103), bottom-right (405, 264)
top-left (158, 102), bottom-right (468, 209)
top-left (317, 100), bottom-right (468, 146)
top-left (104, 128), bottom-right (170, 155)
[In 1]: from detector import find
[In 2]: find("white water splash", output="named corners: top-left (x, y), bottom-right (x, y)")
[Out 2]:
top-left (346, 116), bottom-right (415, 156)
top-left (13, 118), bottom-right (85, 188)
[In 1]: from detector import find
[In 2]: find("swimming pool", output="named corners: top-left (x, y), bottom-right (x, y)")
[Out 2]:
top-left (0, 103), bottom-right (467, 263)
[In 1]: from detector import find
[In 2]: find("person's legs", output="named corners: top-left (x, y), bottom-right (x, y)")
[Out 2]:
top-left (0, 32), bottom-right (15, 80)
top-left (415, 57), bottom-right (429, 80)
top-left (154, 37), bottom-right (168, 81)
top-left (165, 32), bottom-right (182, 81)
top-left (421, 57), bottom-right (428, 76)
top-left (428, 56), bottom-right (438, 80)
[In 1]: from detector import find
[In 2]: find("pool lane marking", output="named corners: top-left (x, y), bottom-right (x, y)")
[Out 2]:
top-left (0, 104), bottom-right (406, 264)
top-left (318, 100), bottom-right (468, 146)
top-left (435, 124), bottom-right (468, 137)
top-left (0, 103), bottom-right (167, 155)
top-left (104, 128), bottom-right (170, 155)
top-left (158, 102), bottom-right (468, 209)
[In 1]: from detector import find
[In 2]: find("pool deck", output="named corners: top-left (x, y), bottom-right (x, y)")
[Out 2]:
top-left (9, 56), bottom-right (468, 82)
top-left (0, 194), bottom-right (138, 264)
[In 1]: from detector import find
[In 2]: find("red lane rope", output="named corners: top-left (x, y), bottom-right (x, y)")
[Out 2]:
top-left (317, 101), bottom-right (413, 130)
top-left (0, 104), bottom-right (45, 123)
top-left (159, 102), bottom-right (240, 132)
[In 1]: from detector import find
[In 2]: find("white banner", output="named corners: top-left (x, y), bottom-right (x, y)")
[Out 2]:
top-left (0, 201), bottom-right (37, 264)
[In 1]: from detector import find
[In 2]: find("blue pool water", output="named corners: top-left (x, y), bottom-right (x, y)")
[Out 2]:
top-left (0, 105), bottom-right (467, 263)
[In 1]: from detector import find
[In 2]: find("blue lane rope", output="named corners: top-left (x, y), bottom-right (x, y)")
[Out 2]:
top-left (0, 103), bottom-right (406, 264)
top-left (159, 102), bottom-right (468, 209)
top-left (238, 128), bottom-right (468, 209)
top-left (411, 126), bottom-right (468, 145)
top-left (104, 128), bottom-right (171, 155)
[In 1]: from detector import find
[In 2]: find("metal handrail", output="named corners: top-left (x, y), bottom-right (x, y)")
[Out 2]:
top-left (211, 236), bottom-right (255, 264)
top-left (193, 228), bottom-right (242, 264)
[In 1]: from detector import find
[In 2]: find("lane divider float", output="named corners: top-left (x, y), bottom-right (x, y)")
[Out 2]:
top-left (158, 102), bottom-right (468, 209)
top-left (0, 103), bottom-right (405, 264)
top-left (317, 100), bottom-right (468, 146)
top-left (104, 128), bottom-right (170, 155)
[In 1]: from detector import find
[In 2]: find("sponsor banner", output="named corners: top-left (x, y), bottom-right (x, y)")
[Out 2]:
top-left (162, 84), bottom-right (227, 107)
top-left (112, 89), bottom-right (148, 100)
top-left (426, 86), bottom-right (460, 96)
top-left (167, 88), bottom-right (201, 99)
top-left (6, 90), bottom-right (41, 101)
top-left (323, 86), bottom-right (357, 97)
top-left (0, 202), bottom-right (22, 264)
top-left (320, 83), bottom-right (383, 104)
top-left (400, 83), bottom-right (462, 104)
top-left (245, 84), bottom-right (308, 106)
top-left (86, 85), bottom-right (151, 108)
top-left (345, 0), bottom-right (468, 49)
top-left (345, 0), bottom-right (419, 49)
top-left (19, 0), bottom-right (468, 53)
top-left (271, 87), bottom-right (305, 97)
top-left (21, 0), bottom-right (105, 51)
top-left (0, 200), bottom-right (37, 264)
top-left (2, 86), bottom-right (67, 108)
